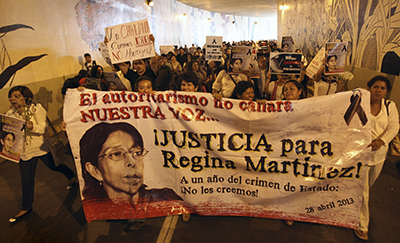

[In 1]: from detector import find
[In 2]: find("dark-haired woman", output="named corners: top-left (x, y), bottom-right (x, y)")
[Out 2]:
top-left (281, 79), bottom-right (305, 226)
top-left (7, 86), bottom-right (75, 223)
top-left (180, 71), bottom-right (200, 92)
top-left (230, 81), bottom-right (255, 101)
top-left (186, 60), bottom-right (207, 92)
top-left (282, 80), bottom-right (304, 100)
top-left (354, 76), bottom-right (399, 240)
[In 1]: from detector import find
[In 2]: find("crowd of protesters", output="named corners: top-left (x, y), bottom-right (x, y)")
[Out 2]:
top-left (63, 39), bottom-right (324, 101)
top-left (54, 38), bottom-right (400, 239)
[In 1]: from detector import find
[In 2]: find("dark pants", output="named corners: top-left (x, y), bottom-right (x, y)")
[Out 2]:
top-left (19, 152), bottom-right (75, 210)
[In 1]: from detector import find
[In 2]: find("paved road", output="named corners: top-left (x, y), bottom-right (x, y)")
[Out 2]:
top-left (1, 155), bottom-right (400, 243)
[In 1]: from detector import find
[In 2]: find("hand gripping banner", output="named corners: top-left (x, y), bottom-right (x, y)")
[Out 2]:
top-left (64, 89), bottom-right (371, 228)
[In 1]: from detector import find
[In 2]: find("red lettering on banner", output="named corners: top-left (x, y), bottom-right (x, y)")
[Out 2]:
top-left (80, 106), bottom-right (165, 122)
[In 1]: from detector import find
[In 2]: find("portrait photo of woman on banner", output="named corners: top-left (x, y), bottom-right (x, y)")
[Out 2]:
top-left (79, 122), bottom-right (183, 220)
top-left (0, 131), bottom-right (17, 159)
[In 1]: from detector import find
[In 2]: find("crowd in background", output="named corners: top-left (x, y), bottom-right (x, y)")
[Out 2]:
top-left (63, 38), bottom-right (324, 103)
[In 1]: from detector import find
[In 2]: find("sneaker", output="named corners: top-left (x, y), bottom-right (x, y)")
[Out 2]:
top-left (182, 213), bottom-right (190, 222)
top-left (129, 222), bottom-right (145, 230)
top-left (284, 220), bottom-right (294, 226)
top-left (354, 229), bottom-right (368, 240)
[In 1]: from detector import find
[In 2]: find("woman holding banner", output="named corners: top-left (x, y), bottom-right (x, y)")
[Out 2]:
top-left (281, 79), bottom-right (304, 226)
top-left (354, 76), bottom-right (399, 240)
top-left (7, 86), bottom-right (76, 223)
top-left (282, 80), bottom-right (304, 101)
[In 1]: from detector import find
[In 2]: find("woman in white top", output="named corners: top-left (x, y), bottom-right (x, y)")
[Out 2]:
top-left (265, 72), bottom-right (288, 101)
top-left (169, 54), bottom-right (183, 75)
top-left (354, 76), bottom-right (399, 240)
top-left (212, 60), bottom-right (250, 100)
top-left (7, 86), bottom-right (75, 223)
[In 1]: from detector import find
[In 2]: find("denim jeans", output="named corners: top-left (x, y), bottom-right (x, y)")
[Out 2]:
top-left (19, 152), bottom-right (75, 210)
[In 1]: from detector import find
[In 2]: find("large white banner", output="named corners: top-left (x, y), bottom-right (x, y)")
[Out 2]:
top-left (64, 89), bottom-right (371, 228)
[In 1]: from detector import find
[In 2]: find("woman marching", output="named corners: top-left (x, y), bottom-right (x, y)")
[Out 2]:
top-left (7, 86), bottom-right (75, 223)
top-left (354, 76), bottom-right (399, 240)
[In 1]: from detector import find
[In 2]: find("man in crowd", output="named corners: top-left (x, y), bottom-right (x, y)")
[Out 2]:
top-left (84, 53), bottom-right (96, 73)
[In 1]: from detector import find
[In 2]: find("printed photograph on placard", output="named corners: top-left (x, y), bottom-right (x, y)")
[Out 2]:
top-left (228, 46), bottom-right (253, 74)
top-left (98, 42), bottom-right (112, 67)
top-left (281, 36), bottom-right (294, 52)
top-left (160, 45), bottom-right (175, 55)
top-left (325, 42), bottom-right (348, 75)
top-left (0, 115), bottom-right (25, 163)
top-left (269, 53), bottom-right (302, 74)
top-left (103, 72), bottom-right (128, 91)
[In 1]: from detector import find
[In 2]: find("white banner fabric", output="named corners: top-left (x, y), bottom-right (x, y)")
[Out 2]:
top-left (64, 89), bottom-right (371, 227)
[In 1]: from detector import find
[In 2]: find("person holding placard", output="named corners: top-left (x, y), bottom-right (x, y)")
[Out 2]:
top-left (313, 58), bottom-right (338, 96)
top-left (7, 86), bottom-right (75, 223)
top-left (264, 72), bottom-right (288, 101)
top-left (212, 59), bottom-right (253, 100)
top-left (153, 55), bottom-right (173, 91)
top-left (253, 55), bottom-right (269, 99)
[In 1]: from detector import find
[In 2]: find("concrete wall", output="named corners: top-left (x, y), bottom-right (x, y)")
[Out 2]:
top-left (0, 0), bottom-right (276, 121)
top-left (278, 0), bottom-right (400, 106)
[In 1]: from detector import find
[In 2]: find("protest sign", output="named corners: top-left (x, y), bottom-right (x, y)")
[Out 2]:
top-left (325, 42), bottom-right (348, 75)
top-left (281, 36), bottom-right (294, 52)
top-left (305, 48), bottom-right (325, 79)
top-left (103, 72), bottom-right (128, 91)
top-left (0, 115), bottom-right (25, 163)
top-left (105, 19), bottom-right (156, 64)
top-left (64, 89), bottom-right (370, 228)
top-left (205, 36), bottom-right (223, 61)
top-left (269, 53), bottom-right (302, 74)
top-left (98, 42), bottom-right (112, 66)
top-left (228, 46), bottom-right (254, 74)
top-left (160, 45), bottom-right (175, 55)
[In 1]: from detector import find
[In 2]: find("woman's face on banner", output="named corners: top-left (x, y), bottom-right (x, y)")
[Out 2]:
top-left (2, 134), bottom-right (15, 151)
top-left (96, 130), bottom-right (144, 198)
top-left (282, 44), bottom-right (289, 52)
top-left (232, 59), bottom-right (242, 71)
top-left (327, 56), bottom-right (337, 71)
